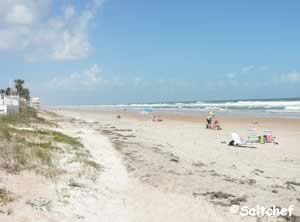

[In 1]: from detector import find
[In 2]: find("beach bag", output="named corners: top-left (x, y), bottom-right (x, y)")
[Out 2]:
top-left (265, 135), bottom-right (273, 143)
top-left (264, 130), bottom-right (273, 143)
top-left (259, 136), bottom-right (265, 144)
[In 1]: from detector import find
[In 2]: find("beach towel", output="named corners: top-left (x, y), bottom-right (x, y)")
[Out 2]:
top-left (224, 133), bottom-right (258, 148)
top-left (230, 132), bottom-right (247, 146)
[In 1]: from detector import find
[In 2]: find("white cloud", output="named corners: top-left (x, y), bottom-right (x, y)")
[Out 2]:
top-left (50, 31), bottom-right (91, 60)
top-left (134, 76), bottom-right (142, 85)
top-left (258, 66), bottom-right (269, 72)
top-left (64, 7), bottom-right (75, 20)
top-left (219, 65), bottom-right (265, 88)
top-left (241, 65), bottom-right (254, 73)
top-left (48, 64), bottom-right (106, 90)
top-left (220, 68), bottom-right (300, 89)
top-left (0, 1), bottom-right (49, 25)
top-left (0, 0), bottom-right (103, 61)
top-left (226, 72), bottom-right (236, 79)
top-left (225, 65), bottom-right (256, 80)
top-left (0, 1), bottom-right (43, 50)
top-left (0, 27), bottom-right (30, 50)
top-left (280, 71), bottom-right (300, 83)
top-left (0, 29), bottom-right (20, 50)
top-left (6, 4), bottom-right (34, 25)
top-left (46, 64), bottom-right (121, 91)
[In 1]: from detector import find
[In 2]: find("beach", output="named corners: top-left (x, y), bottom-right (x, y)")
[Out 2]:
top-left (44, 107), bottom-right (300, 221)
top-left (2, 0), bottom-right (300, 221)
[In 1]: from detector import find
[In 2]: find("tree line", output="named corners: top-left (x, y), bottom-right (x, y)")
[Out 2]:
top-left (2, 79), bottom-right (30, 101)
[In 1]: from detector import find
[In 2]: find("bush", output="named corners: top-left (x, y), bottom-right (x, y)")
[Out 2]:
top-left (0, 107), bottom-right (47, 126)
top-left (0, 142), bottom-right (30, 173)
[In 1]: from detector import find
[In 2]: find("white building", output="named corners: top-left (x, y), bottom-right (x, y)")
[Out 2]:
top-left (0, 94), bottom-right (20, 115)
top-left (31, 97), bottom-right (41, 109)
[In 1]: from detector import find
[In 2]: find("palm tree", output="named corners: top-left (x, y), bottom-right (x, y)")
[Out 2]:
top-left (5, 87), bottom-right (12, 96)
top-left (21, 88), bottom-right (30, 101)
top-left (14, 79), bottom-right (24, 96)
top-left (14, 79), bottom-right (31, 101)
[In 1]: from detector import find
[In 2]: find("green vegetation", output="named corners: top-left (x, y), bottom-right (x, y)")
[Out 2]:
top-left (14, 79), bottom-right (30, 101)
top-left (52, 131), bottom-right (83, 149)
top-left (0, 107), bottom-right (100, 177)
top-left (0, 79), bottom-right (102, 207)
top-left (0, 188), bottom-right (14, 205)
top-left (0, 122), bottom-right (57, 174)
top-left (82, 159), bottom-right (102, 170)
top-left (0, 107), bottom-right (48, 126)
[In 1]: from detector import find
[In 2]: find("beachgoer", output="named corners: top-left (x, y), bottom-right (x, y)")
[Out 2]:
top-left (157, 115), bottom-right (163, 122)
top-left (152, 115), bottom-right (156, 122)
top-left (206, 111), bottom-right (214, 128)
top-left (212, 119), bottom-right (221, 130)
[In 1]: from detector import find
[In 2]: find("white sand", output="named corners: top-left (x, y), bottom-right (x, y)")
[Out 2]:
top-left (2, 108), bottom-right (299, 221)
top-left (47, 108), bottom-right (300, 221)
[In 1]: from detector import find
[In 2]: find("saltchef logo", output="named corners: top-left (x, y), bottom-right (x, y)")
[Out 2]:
top-left (229, 204), bottom-right (295, 218)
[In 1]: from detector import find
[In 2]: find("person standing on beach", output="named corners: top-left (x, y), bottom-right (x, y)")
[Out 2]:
top-left (206, 111), bottom-right (214, 128)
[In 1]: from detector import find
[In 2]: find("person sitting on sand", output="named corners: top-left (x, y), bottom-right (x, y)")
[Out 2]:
top-left (212, 119), bottom-right (221, 130)
top-left (152, 115), bottom-right (163, 122)
top-left (152, 115), bottom-right (157, 122)
top-left (157, 115), bottom-right (163, 122)
top-left (206, 111), bottom-right (214, 129)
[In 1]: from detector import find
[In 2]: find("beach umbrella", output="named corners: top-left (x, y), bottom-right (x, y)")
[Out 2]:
top-left (143, 108), bottom-right (153, 113)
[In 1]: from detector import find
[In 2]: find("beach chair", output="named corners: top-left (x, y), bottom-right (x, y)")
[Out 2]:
top-left (247, 128), bottom-right (259, 143)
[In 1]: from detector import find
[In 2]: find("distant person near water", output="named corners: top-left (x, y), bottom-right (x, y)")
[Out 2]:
top-left (206, 111), bottom-right (214, 129)
top-left (206, 111), bottom-right (222, 130)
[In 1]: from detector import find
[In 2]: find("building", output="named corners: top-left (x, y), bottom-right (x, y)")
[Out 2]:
top-left (31, 97), bottom-right (41, 109)
top-left (0, 91), bottom-right (20, 115)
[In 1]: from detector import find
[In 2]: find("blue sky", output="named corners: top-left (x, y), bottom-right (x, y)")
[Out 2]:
top-left (0, 0), bottom-right (300, 105)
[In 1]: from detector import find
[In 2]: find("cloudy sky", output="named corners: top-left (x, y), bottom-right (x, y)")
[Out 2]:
top-left (0, 0), bottom-right (300, 105)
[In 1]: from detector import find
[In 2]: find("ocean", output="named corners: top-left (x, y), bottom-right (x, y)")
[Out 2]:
top-left (73, 98), bottom-right (300, 119)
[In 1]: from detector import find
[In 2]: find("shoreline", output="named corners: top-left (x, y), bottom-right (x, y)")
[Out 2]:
top-left (46, 97), bottom-right (300, 120)
top-left (48, 107), bottom-right (300, 127)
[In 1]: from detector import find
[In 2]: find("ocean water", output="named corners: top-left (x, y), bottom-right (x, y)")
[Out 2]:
top-left (77, 98), bottom-right (300, 119)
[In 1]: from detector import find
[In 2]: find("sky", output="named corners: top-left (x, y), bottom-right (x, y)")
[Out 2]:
top-left (0, 0), bottom-right (300, 105)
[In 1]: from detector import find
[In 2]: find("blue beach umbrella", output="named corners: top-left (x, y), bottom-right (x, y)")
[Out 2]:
top-left (143, 108), bottom-right (153, 113)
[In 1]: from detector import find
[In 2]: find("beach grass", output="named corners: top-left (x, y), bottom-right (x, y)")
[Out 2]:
top-left (0, 188), bottom-right (14, 205)
top-left (0, 107), bottom-right (47, 125)
top-left (0, 107), bottom-right (99, 177)
top-left (52, 131), bottom-right (83, 149)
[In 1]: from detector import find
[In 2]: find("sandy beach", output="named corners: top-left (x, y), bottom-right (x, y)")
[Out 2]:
top-left (2, 1), bottom-right (300, 221)
top-left (38, 107), bottom-right (299, 222)
top-left (0, 107), bottom-right (299, 221)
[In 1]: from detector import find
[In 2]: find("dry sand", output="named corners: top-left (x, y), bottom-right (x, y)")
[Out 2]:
top-left (49, 108), bottom-right (300, 221)
top-left (3, 108), bottom-right (299, 222)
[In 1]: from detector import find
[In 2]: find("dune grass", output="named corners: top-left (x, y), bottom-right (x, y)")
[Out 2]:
top-left (0, 107), bottom-right (47, 125)
top-left (0, 188), bottom-right (14, 205)
top-left (51, 131), bottom-right (83, 149)
top-left (0, 126), bottom-right (57, 174)
top-left (0, 107), bottom-right (102, 208)
top-left (0, 107), bottom-right (100, 177)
